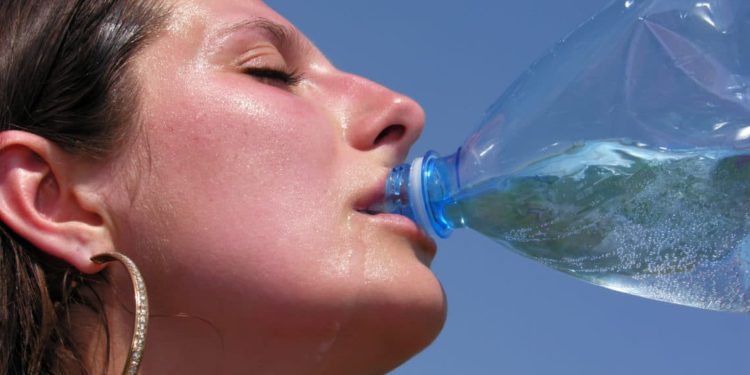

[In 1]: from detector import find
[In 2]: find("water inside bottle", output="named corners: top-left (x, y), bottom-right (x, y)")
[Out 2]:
top-left (442, 140), bottom-right (750, 312)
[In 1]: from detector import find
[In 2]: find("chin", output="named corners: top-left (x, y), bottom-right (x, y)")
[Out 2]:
top-left (319, 272), bottom-right (447, 375)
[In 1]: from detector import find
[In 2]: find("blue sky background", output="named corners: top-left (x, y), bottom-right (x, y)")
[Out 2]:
top-left (267, 1), bottom-right (750, 374)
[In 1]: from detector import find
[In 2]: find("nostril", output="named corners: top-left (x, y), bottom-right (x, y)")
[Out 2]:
top-left (373, 124), bottom-right (406, 146)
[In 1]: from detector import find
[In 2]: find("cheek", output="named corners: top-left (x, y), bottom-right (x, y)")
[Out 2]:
top-left (145, 73), bottom-right (339, 213)
top-left (131, 73), bottom-right (369, 311)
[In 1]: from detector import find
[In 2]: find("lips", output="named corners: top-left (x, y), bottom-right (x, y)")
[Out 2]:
top-left (352, 175), bottom-right (438, 262)
top-left (353, 176), bottom-right (389, 216)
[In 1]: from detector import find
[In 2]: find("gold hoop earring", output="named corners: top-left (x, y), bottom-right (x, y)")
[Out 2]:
top-left (91, 252), bottom-right (149, 375)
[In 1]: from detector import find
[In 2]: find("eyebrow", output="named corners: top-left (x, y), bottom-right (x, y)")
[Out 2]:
top-left (215, 17), bottom-right (311, 55)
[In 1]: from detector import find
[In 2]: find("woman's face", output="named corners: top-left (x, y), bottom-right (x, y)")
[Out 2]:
top-left (107, 0), bottom-right (445, 373)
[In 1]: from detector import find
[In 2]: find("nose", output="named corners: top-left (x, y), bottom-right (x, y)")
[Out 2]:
top-left (336, 72), bottom-right (426, 165)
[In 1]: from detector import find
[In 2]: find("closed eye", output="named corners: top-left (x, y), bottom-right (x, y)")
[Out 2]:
top-left (243, 67), bottom-right (303, 87)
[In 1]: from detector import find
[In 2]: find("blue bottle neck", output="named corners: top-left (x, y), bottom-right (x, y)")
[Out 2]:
top-left (383, 150), bottom-right (463, 239)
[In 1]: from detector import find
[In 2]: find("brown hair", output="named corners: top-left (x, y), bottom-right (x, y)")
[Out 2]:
top-left (0, 1), bottom-right (167, 373)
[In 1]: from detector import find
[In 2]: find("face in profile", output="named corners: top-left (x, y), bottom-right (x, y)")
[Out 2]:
top-left (100, 0), bottom-right (446, 373)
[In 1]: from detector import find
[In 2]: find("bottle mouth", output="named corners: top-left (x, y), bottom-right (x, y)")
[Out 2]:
top-left (383, 154), bottom-right (442, 238)
top-left (379, 162), bottom-right (413, 218)
top-left (378, 151), bottom-right (452, 239)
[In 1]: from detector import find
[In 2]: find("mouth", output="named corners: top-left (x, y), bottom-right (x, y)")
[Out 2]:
top-left (356, 208), bottom-right (382, 216)
top-left (353, 176), bottom-right (438, 261)
top-left (353, 176), bottom-right (389, 216)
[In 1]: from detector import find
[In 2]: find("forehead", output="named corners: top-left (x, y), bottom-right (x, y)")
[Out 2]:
top-left (168, 0), bottom-right (277, 27)
top-left (164, 0), bottom-right (307, 48)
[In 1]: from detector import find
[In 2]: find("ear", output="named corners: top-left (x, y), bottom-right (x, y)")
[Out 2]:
top-left (0, 131), bottom-right (112, 274)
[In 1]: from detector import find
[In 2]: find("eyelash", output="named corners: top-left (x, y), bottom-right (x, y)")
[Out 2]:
top-left (243, 67), bottom-right (304, 87)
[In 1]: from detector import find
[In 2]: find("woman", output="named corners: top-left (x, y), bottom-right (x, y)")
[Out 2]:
top-left (0, 0), bottom-right (446, 374)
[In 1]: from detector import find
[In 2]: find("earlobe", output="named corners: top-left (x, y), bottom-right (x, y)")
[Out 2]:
top-left (0, 131), bottom-right (110, 274)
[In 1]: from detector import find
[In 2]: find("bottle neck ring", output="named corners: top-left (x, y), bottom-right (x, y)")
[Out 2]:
top-left (409, 155), bottom-right (441, 239)
top-left (411, 151), bottom-right (455, 239)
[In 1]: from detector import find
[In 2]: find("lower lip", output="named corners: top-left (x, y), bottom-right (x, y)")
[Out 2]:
top-left (359, 212), bottom-right (438, 261)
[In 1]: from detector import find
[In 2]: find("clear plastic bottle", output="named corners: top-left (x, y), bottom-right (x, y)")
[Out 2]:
top-left (383, 0), bottom-right (750, 312)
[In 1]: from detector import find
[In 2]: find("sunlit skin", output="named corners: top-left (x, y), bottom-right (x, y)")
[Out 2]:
top-left (89, 0), bottom-right (447, 373)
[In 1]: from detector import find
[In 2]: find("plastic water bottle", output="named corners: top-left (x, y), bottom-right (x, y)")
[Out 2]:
top-left (382, 0), bottom-right (750, 312)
